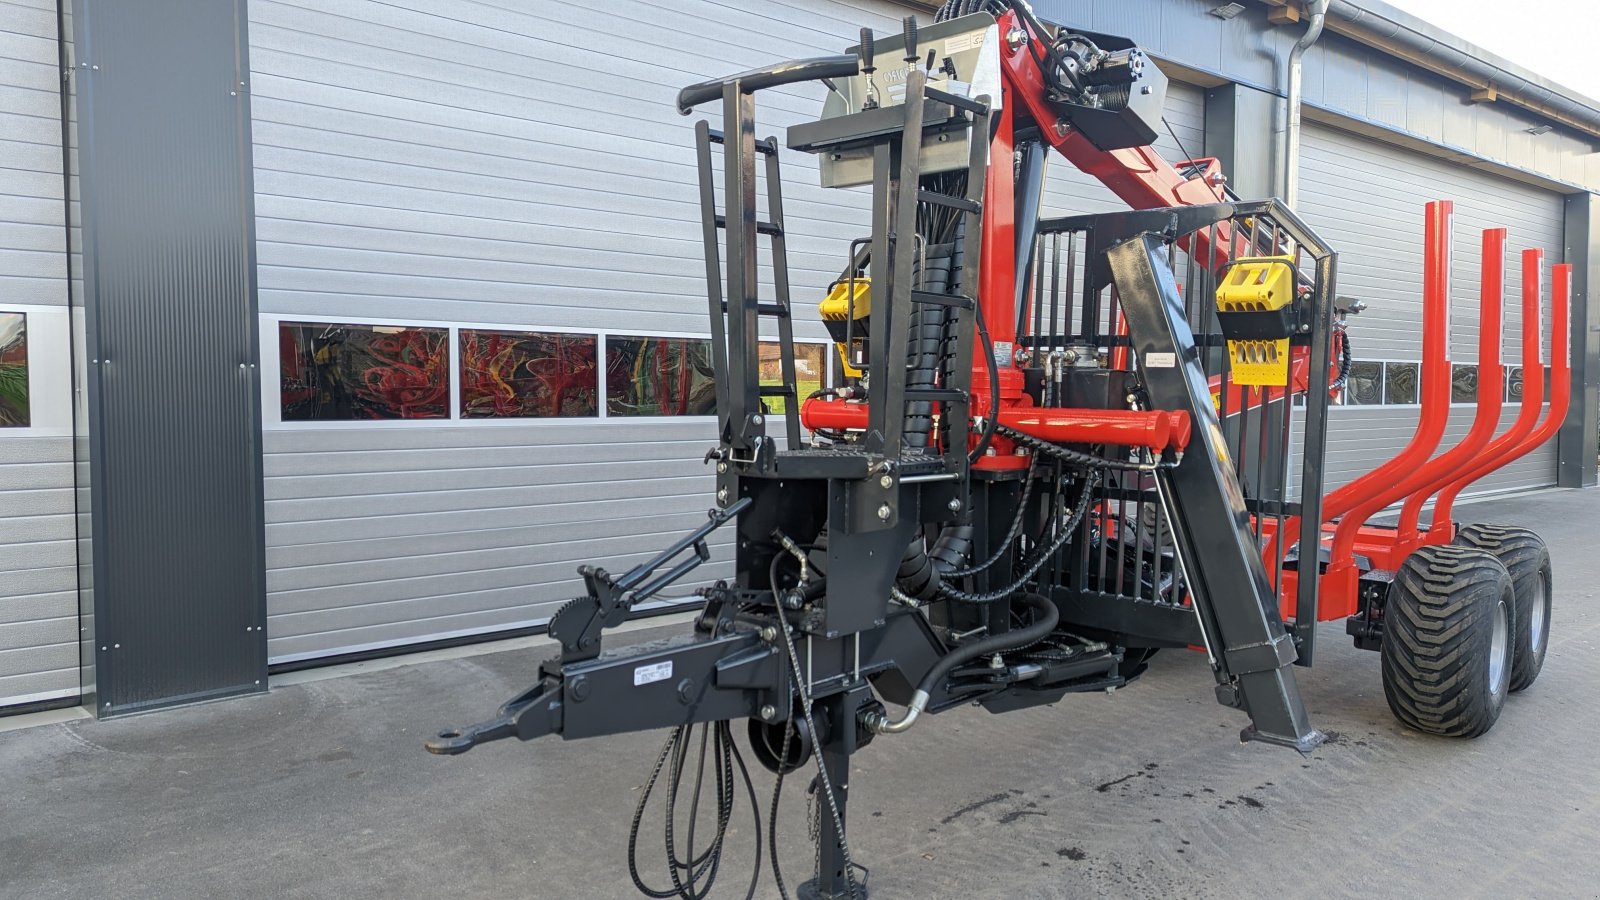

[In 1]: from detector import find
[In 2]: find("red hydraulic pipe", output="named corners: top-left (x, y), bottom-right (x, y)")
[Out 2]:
top-left (977, 95), bottom-right (1026, 413)
top-left (802, 400), bottom-right (1192, 455)
top-left (1393, 228), bottom-right (1509, 549)
top-left (801, 397), bottom-right (868, 432)
top-left (1431, 258), bottom-right (1570, 525)
top-left (998, 407), bottom-right (1192, 453)
top-left (1323, 201), bottom-right (1455, 576)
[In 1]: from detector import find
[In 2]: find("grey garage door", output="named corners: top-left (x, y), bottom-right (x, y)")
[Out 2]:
top-left (0, 0), bottom-right (77, 710)
top-left (1297, 122), bottom-right (1565, 499)
top-left (249, 0), bottom-right (925, 664)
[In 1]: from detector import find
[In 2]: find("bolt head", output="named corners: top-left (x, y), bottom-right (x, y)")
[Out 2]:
top-left (717, 487), bottom-right (729, 504)
top-left (947, 497), bottom-right (962, 511)
top-left (1005, 26), bottom-right (1026, 51)
top-left (759, 625), bottom-right (778, 642)
top-left (717, 461), bottom-right (728, 473)
top-left (567, 675), bottom-right (591, 702)
top-left (752, 414), bottom-right (765, 426)
top-left (879, 474), bottom-right (894, 489)
top-left (876, 503), bottom-right (892, 520)
top-left (760, 705), bottom-right (777, 721)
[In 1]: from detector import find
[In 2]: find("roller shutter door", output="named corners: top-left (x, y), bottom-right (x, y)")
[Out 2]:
top-left (1297, 123), bottom-right (1564, 498)
top-left (249, 0), bottom-right (928, 663)
top-left (0, 0), bottom-right (78, 710)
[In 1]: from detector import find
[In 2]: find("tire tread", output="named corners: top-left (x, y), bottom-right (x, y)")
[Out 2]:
top-left (1380, 545), bottom-right (1514, 737)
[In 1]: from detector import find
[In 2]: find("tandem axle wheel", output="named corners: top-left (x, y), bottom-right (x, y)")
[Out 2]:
top-left (1363, 522), bottom-right (1553, 738)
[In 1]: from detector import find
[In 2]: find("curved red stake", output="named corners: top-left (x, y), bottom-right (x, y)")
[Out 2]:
top-left (1393, 228), bottom-right (1508, 549)
top-left (1323, 201), bottom-right (1456, 572)
top-left (1432, 259), bottom-right (1571, 523)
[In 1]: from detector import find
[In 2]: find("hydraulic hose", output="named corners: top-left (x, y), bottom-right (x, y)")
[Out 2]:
top-left (1329, 325), bottom-right (1353, 392)
top-left (862, 592), bottom-right (1059, 734)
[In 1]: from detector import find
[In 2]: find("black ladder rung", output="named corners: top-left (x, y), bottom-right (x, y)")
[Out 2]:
top-left (713, 214), bottom-right (783, 237)
top-left (923, 85), bottom-right (990, 117)
top-left (719, 300), bottom-right (791, 317)
top-left (758, 385), bottom-right (797, 397)
top-left (910, 290), bottom-right (972, 309)
top-left (705, 129), bottom-right (778, 155)
top-left (917, 190), bottom-right (981, 215)
top-left (904, 389), bottom-right (967, 403)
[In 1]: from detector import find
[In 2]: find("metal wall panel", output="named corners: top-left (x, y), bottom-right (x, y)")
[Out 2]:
top-left (249, 0), bottom-right (913, 663)
top-left (71, 0), bottom-right (266, 713)
top-left (0, 438), bottom-right (78, 707)
top-left (0, 0), bottom-right (66, 306)
top-left (0, 0), bottom-right (78, 710)
top-left (1036, 0), bottom-right (1599, 195)
top-left (1297, 122), bottom-right (1564, 496)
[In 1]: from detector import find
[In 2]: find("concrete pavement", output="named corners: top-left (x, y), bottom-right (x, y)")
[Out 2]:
top-left (2, 488), bottom-right (1598, 899)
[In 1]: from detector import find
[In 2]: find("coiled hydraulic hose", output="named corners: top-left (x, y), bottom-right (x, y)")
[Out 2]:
top-left (862, 591), bottom-right (1059, 734)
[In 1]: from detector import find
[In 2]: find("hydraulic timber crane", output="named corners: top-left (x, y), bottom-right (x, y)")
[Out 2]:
top-left (427, 2), bottom-right (1564, 896)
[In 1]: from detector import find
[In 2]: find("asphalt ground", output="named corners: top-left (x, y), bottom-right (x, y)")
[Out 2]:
top-left (2, 488), bottom-right (1597, 899)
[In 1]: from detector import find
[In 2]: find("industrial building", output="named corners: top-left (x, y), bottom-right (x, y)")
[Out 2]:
top-left (1, 0), bottom-right (1595, 716)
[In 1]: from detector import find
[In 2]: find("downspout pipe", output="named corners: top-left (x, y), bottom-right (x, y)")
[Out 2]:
top-left (1282, 0), bottom-right (1329, 210)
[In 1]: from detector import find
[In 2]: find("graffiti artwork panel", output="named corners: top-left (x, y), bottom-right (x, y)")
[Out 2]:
top-left (460, 330), bottom-right (599, 418)
top-left (280, 322), bottom-right (449, 420)
top-left (605, 336), bottom-right (717, 417)
top-left (0, 313), bottom-right (26, 427)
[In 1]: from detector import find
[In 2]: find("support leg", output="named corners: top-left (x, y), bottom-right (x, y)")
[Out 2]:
top-left (800, 684), bottom-right (871, 900)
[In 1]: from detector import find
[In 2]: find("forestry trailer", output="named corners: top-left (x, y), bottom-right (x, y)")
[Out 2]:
top-left (427, 2), bottom-right (1568, 896)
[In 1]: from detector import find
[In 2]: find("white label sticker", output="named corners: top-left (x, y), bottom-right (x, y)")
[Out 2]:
top-left (993, 341), bottom-right (1014, 367)
top-left (1145, 351), bottom-right (1177, 369)
top-left (945, 32), bottom-right (978, 54)
top-left (634, 661), bottom-right (673, 687)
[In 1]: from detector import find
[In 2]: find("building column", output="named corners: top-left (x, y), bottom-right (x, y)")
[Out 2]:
top-left (1204, 82), bottom-right (1279, 202)
top-left (1558, 192), bottom-right (1599, 488)
top-left (66, 0), bottom-right (267, 715)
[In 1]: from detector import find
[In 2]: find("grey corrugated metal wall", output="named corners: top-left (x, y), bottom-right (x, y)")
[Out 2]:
top-left (249, 0), bottom-right (920, 663)
top-left (0, 0), bottom-right (77, 709)
top-left (1297, 122), bottom-right (1564, 496)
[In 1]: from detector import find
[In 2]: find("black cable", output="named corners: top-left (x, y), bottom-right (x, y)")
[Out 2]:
top-left (626, 720), bottom-right (759, 900)
top-left (1329, 324), bottom-right (1352, 392)
top-left (909, 591), bottom-right (1060, 697)
top-left (944, 463), bottom-right (1037, 578)
top-left (768, 717), bottom-right (794, 900)
top-left (768, 553), bottom-right (860, 900)
top-left (995, 423), bottom-right (1177, 471)
top-left (937, 471), bottom-right (1099, 604)
top-left (968, 298), bottom-right (1002, 463)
